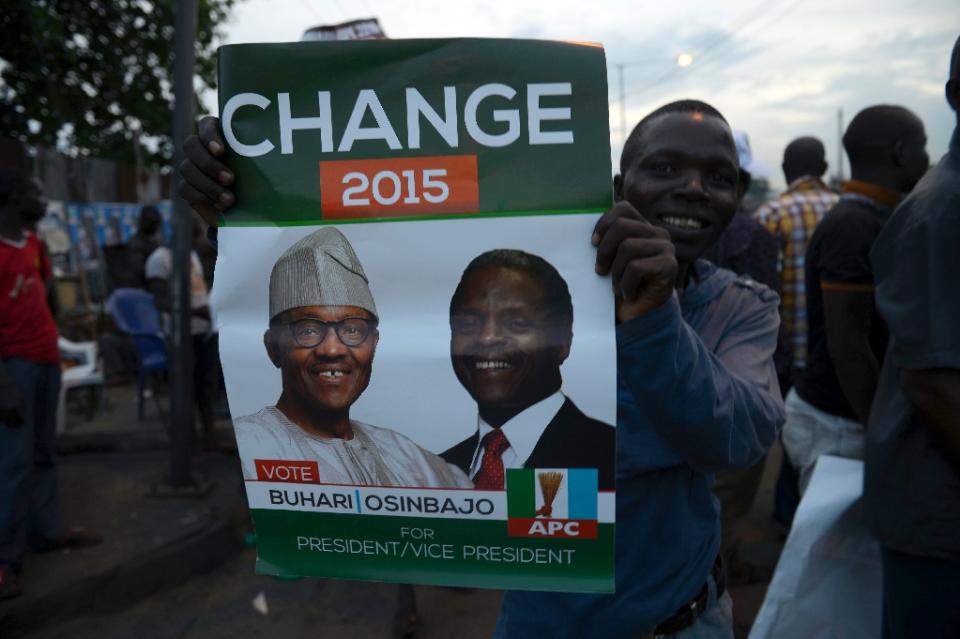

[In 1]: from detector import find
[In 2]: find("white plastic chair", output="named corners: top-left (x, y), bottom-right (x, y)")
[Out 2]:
top-left (57, 337), bottom-right (105, 434)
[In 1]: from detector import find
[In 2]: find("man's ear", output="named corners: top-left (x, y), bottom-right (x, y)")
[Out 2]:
top-left (893, 139), bottom-right (907, 167)
top-left (736, 169), bottom-right (751, 200)
top-left (264, 330), bottom-right (282, 368)
top-left (613, 174), bottom-right (624, 202)
top-left (556, 328), bottom-right (572, 365)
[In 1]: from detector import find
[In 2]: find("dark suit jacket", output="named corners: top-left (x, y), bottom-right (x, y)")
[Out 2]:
top-left (441, 397), bottom-right (616, 490)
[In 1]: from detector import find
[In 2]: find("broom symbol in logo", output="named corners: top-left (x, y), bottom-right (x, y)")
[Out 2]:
top-left (535, 472), bottom-right (564, 518)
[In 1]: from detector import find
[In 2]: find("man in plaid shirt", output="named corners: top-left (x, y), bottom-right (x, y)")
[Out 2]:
top-left (754, 138), bottom-right (837, 384)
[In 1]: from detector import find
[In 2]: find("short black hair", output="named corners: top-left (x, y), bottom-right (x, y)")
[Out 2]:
top-left (842, 105), bottom-right (923, 166)
top-left (138, 204), bottom-right (162, 230)
top-left (0, 168), bottom-right (34, 208)
top-left (450, 249), bottom-right (573, 327)
top-left (620, 99), bottom-right (729, 174)
top-left (783, 136), bottom-right (827, 179)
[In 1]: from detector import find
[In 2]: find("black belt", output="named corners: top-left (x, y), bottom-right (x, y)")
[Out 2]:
top-left (652, 554), bottom-right (726, 637)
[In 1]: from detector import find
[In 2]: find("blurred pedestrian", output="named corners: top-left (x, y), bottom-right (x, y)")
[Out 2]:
top-left (783, 105), bottom-right (929, 491)
top-left (754, 136), bottom-right (837, 387)
top-left (754, 136), bottom-right (837, 525)
top-left (145, 222), bottom-right (219, 449)
top-left (0, 170), bottom-right (100, 600)
top-left (122, 204), bottom-right (164, 289)
top-left (864, 35), bottom-right (960, 639)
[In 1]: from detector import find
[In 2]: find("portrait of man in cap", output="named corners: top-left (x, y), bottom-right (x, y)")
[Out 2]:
top-left (441, 249), bottom-right (615, 490)
top-left (233, 227), bottom-right (471, 488)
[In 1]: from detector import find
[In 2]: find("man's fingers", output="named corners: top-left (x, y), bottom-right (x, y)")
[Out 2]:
top-left (592, 201), bottom-right (642, 247)
top-left (619, 254), bottom-right (677, 301)
top-left (608, 237), bottom-right (674, 288)
top-left (178, 157), bottom-right (234, 211)
top-left (594, 217), bottom-right (666, 275)
top-left (177, 180), bottom-right (225, 227)
top-left (197, 116), bottom-right (226, 157)
top-left (183, 134), bottom-right (233, 187)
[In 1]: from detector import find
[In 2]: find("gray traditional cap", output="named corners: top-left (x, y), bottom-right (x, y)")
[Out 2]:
top-left (268, 227), bottom-right (377, 321)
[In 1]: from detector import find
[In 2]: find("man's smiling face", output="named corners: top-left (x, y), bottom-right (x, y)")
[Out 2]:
top-left (615, 112), bottom-right (744, 264)
top-left (450, 265), bottom-right (571, 422)
top-left (266, 305), bottom-right (378, 415)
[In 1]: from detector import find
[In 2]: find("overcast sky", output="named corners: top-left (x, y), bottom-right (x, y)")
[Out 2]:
top-left (216, 0), bottom-right (957, 190)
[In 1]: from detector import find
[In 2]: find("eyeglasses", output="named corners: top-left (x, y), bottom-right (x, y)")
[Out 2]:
top-left (280, 317), bottom-right (377, 348)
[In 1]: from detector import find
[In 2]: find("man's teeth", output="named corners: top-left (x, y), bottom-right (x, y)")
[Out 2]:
top-left (663, 216), bottom-right (703, 229)
top-left (476, 361), bottom-right (512, 370)
top-left (319, 371), bottom-right (345, 378)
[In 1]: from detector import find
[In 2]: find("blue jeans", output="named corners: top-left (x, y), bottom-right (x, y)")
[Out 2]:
top-left (882, 546), bottom-right (960, 639)
top-left (0, 357), bottom-right (64, 569)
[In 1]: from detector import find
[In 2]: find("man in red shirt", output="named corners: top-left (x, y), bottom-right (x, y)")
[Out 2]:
top-left (0, 169), bottom-right (98, 600)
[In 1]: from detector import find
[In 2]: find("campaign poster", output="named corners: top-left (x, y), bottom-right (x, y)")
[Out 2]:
top-left (214, 38), bottom-right (616, 592)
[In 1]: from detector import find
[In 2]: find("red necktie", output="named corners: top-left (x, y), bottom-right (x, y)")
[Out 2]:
top-left (472, 429), bottom-right (510, 490)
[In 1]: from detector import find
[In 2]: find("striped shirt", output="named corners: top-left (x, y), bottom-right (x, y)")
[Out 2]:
top-left (754, 176), bottom-right (838, 368)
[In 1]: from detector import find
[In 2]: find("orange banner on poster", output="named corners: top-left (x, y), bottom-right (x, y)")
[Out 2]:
top-left (319, 155), bottom-right (479, 219)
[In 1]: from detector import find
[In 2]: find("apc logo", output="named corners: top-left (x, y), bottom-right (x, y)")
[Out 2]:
top-left (505, 468), bottom-right (598, 539)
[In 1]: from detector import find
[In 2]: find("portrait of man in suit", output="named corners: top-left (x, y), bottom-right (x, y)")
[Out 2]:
top-left (441, 249), bottom-right (615, 490)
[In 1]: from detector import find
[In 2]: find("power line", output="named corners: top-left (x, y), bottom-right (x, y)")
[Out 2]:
top-left (683, 0), bottom-right (806, 77)
top-left (621, 0), bottom-right (805, 101)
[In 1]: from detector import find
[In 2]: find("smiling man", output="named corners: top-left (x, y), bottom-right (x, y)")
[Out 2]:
top-left (234, 227), bottom-right (470, 488)
top-left (441, 249), bottom-right (615, 490)
top-left (495, 100), bottom-right (784, 638)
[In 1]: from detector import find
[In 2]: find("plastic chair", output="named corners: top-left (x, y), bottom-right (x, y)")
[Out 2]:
top-left (57, 337), bottom-right (105, 434)
top-left (107, 288), bottom-right (168, 420)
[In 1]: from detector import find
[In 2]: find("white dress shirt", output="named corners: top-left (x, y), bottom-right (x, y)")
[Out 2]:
top-left (468, 391), bottom-right (566, 477)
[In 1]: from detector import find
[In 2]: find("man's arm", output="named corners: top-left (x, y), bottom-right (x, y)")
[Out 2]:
top-left (900, 368), bottom-right (960, 473)
top-left (616, 290), bottom-right (784, 472)
top-left (822, 287), bottom-right (878, 424)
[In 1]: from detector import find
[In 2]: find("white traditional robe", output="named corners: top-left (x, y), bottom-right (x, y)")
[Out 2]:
top-left (234, 406), bottom-right (471, 488)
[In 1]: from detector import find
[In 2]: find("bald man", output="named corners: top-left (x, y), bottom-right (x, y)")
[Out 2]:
top-left (754, 136), bottom-right (838, 383)
top-left (864, 35), bottom-right (960, 639)
top-left (783, 105), bottom-right (929, 490)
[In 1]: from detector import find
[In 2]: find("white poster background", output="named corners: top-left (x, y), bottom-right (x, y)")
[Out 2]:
top-left (213, 213), bottom-right (617, 456)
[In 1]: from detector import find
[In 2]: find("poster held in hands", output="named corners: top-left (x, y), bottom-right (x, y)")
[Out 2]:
top-left (214, 38), bottom-right (617, 592)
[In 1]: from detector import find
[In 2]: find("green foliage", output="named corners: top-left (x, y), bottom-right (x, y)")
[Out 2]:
top-left (0, 0), bottom-right (235, 166)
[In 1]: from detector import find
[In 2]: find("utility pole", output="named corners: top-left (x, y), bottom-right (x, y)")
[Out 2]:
top-left (167, 0), bottom-right (199, 490)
